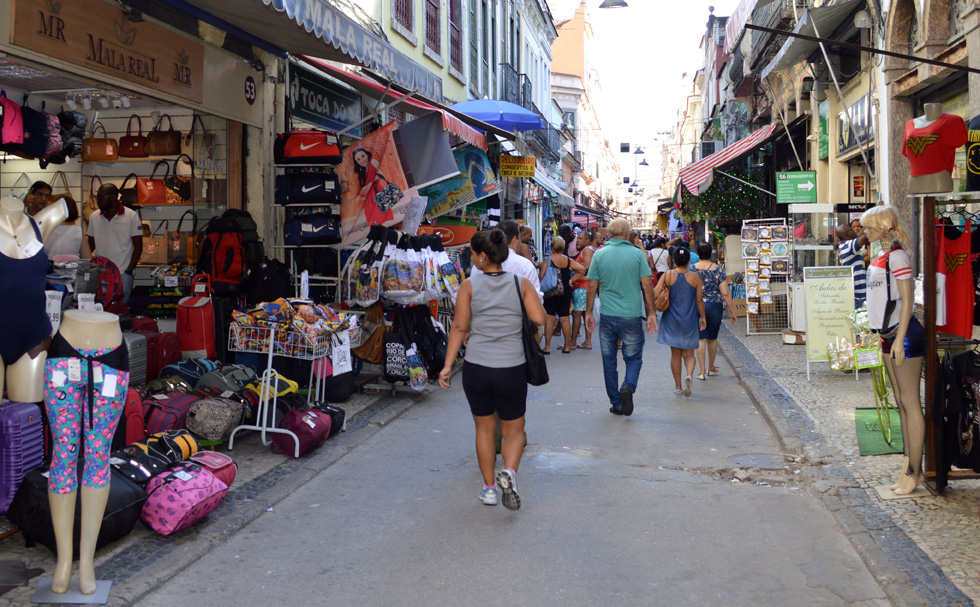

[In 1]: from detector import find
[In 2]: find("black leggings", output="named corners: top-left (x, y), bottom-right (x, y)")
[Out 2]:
top-left (462, 361), bottom-right (527, 420)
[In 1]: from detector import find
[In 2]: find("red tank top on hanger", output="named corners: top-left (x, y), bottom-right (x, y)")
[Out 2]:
top-left (938, 219), bottom-right (974, 339)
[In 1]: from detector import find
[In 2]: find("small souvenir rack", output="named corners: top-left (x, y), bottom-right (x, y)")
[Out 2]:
top-left (740, 218), bottom-right (792, 334)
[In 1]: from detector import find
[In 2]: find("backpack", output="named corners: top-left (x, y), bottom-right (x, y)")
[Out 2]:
top-left (198, 217), bottom-right (247, 293)
top-left (244, 257), bottom-right (293, 305)
top-left (222, 209), bottom-right (263, 267)
top-left (18, 105), bottom-right (49, 158)
top-left (78, 256), bottom-right (123, 306)
top-left (0, 91), bottom-right (23, 150)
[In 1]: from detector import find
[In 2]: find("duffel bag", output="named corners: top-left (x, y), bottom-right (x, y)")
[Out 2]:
top-left (311, 403), bottom-right (346, 437)
top-left (188, 451), bottom-right (237, 488)
top-left (160, 359), bottom-right (220, 386)
top-left (273, 130), bottom-right (341, 165)
top-left (142, 375), bottom-right (194, 397)
top-left (283, 212), bottom-right (341, 247)
top-left (7, 467), bottom-right (146, 554)
top-left (142, 392), bottom-right (200, 435)
top-left (142, 462), bottom-right (228, 536)
top-left (133, 429), bottom-right (199, 464)
top-left (185, 397), bottom-right (244, 441)
top-left (194, 364), bottom-right (256, 393)
top-left (194, 385), bottom-right (257, 423)
top-left (274, 172), bottom-right (340, 205)
top-left (110, 444), bottom-right (173, 487)
top-left (246, 375), bottom-right (299, 401)
top-left (271, 409), bottom-right (331, 458)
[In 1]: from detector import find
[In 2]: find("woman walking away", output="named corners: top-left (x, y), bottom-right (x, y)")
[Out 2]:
top-left (539, 236), bottom-right (585, 354)
top-left (570, 231), bottom-right (596, 349)
top-left (654, 246), bottom-right (706, 397)
top-left (439, 229), bottom-right (546, 510)
top-left (691, 242), bottom-right (737, 380)
top-left (648, 237), bottom-right (670, 274)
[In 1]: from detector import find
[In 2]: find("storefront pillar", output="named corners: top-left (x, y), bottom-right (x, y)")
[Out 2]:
top-left (966, 7), bottom-right (980, 119)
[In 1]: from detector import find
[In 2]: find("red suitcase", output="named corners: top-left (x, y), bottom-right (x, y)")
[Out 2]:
top-left (0, 401), bottom-right (45, 516)
top-left (111, 388), bottom-right (148, 450)
top-left (177, 275), bottom-right (216, 360)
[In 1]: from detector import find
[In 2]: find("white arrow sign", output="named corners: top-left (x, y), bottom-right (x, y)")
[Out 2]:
top-left (797, 181), bottom-right (815, 192)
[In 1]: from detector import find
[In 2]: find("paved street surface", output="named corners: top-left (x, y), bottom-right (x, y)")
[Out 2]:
top-left (134, 331), bottom-right (898, 607)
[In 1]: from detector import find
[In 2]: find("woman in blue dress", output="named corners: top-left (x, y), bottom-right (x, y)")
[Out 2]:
top-left (654, 247), bottom-right (706, 397)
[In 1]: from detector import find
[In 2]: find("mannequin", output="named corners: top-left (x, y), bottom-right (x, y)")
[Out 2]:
top-left (0, 196), bottom-right (70, 403)
top-left (861, 206), bottom-right (926, 495)
top-left (904, 103), bottom-right (968, 194)
top-left (44, 310), bottom-right (127, 595)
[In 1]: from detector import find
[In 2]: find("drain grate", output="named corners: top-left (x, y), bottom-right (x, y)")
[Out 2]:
top-left (728, 453), bottom-right (788, 470)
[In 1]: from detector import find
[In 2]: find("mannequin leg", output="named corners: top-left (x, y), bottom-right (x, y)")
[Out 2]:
top-left (78, 485), bottom-right (110, 594)
top-left (47, 490), bottom-right (77, 594)
top-left (883, 355), bottom-right (912, 488)
top-left (884, 355), bottom-right (926, 495)
top-left (891, 456), bottom-right (910, 491)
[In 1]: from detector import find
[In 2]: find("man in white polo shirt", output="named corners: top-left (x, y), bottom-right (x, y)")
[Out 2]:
top-left (471, 219), bottom-right (543, 303)
top-left (87, 184), bottom-right (142, 303)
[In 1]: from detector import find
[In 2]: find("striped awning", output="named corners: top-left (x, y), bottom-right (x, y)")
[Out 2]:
top-left (677, 124), bottom-right (777, 197)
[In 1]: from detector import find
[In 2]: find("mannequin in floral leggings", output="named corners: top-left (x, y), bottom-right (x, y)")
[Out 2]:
top-left (43, 311), bottom-right (127, 595)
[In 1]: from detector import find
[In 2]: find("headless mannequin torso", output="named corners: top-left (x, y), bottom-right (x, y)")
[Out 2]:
top-left (908, 103), bottom-right (954, 194)
top-left (0, 196), bottom-right (69, 402)
top-left (46, 311), bottom-right (123, 595)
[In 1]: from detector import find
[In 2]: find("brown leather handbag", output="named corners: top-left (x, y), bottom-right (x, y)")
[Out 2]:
top-left (119, 115), bottom-right (148, 158)
top-left (137, 161), bottom-right (169, 205)
top-left (146, 114), bottom-right (181, 156)
top-left (82, 122), bottom-right (118, 162)
top-left (83, 175), bottom-right (102, 222)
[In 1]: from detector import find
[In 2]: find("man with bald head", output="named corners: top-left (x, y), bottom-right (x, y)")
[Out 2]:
top-left (585, 218), bottom-right (657, 417)
top-left (836, 223), bottom-right (869, 309)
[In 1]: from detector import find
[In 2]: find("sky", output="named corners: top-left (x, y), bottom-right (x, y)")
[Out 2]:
top-left (549, 0), bottom-right (742, 186)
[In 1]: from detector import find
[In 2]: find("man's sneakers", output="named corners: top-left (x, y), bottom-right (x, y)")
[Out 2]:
top-left (479, 486), bottom-right (498, 506)
top-left (495, 468), bottom-right (521, 511)
top-left (620, 386), bottom-right (634, 416)
top-left (609, 407), bottom-right (623, 415)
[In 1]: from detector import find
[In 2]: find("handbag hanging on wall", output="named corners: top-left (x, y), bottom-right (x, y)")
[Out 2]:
top-left (138, 161), bottom-right (170, 206)
top-left (119, 115), bottom-right (148, 158)
top-left (83, 175), bottom-right (102, 222)
top-left (146, 114), bottom-right (181, 156)
top-left (120, 173), bottom-right (140, 209)
top-left (82, 121), bottom-right (117, 162)
top-left (165, 154), bottom-right (193, 205)
top-left (142, 220), bottom-right (169, 265)
top-left (169, 210), bottom-right (198, 264)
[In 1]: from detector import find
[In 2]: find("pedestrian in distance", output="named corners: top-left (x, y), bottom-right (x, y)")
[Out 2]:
top-left (648, 237), bottom-right (670, 274)
top-left (584, 218), bottom-right (658, 417)
top-left (470, 219), bottom-right (543, 303)
top-left (538, 236), bottom-right (585, 354)
top-left (691, 242), bottom-right (737, 380)
top-left (654, 246), bottom-right (707, 397)
top-left (439, 229), bottom-right (546, 510)
top-left (570, 230), bottom-right (596, 350)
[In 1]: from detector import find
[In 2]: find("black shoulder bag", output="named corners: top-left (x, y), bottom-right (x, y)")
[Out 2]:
top-left (514, 275), bottom-right (549, 386)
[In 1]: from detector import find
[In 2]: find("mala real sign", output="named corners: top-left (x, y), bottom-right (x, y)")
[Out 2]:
top-left (288, 64), bottom-right (362, 136)
top-left (803, 266), bottom-right (854, 364)
top-left (11, 0), bottom-right (205, 103)
top-left (499, 155), bottom-right (536, 178)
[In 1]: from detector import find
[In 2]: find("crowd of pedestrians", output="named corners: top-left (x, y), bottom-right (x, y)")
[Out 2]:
top-left (439, 220), bottom-right (738, 512)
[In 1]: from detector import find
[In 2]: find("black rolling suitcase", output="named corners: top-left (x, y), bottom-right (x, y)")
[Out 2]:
top-left (6, 467), bottom-right (147, 553)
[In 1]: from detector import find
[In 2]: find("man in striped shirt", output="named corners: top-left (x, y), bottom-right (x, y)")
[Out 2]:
top-left (836, 224), bottom-right (870, 309)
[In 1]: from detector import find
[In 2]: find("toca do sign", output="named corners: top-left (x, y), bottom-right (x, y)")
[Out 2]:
top-left (12, 0), bottom-right (205, 103)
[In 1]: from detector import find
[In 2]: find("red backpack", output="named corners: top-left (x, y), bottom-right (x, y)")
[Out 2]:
top-left (91, 256), bottom-right (124, 305)
top-left (197, 217), bottom-right (246, 293)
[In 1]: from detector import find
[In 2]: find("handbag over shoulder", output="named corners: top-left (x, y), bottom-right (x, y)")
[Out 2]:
top-left (513, 275), bottom-right (549, 386)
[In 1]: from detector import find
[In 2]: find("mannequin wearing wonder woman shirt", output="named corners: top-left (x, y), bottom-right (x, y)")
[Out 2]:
top-left (44, 310), bottom-right (127, 595)
top-left (0, 196), bottom-right (73, 403)
top-left (903, 103), bottom-right (968, 194)
top-left (862, 206), bottom-right (926, 495)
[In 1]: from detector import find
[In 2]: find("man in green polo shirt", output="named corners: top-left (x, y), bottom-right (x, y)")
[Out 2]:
top-left (585, 218), bottom-right (657, 417)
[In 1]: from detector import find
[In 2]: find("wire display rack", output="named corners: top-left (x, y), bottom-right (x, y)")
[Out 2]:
top-left (226, 324), bottom-right (335, 457)
top-left (741, 218), bottom-right (791, 335)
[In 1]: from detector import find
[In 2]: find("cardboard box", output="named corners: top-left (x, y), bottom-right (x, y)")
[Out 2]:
top-left (782, 330), bottom-right (806, 345)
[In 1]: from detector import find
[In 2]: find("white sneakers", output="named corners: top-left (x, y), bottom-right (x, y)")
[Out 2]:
top-left (495, 469), bottom-right (521, 511)
top-left (478, 486), bottom-right (499, 506)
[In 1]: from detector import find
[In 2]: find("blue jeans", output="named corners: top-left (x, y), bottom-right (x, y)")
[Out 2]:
top-left (599, 315), bottom-right (645, 409)
top-left (121, 272), bottom-right (134, 304)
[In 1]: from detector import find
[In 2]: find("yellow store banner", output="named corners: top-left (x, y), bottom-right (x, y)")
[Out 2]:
top-left (500, 155), bottom-right (535, 178)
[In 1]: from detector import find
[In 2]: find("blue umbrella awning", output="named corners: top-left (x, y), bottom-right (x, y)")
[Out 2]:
top-left (449, 99), bottom-right (546, 132)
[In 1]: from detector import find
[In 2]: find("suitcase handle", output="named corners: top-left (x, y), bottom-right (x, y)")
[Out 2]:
top-left (191, 273), bottom-right (212, 297)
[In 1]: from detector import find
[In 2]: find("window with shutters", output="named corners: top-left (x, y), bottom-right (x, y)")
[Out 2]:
top-left (392, 0), bottom-right (416, 45)
top-left (481, 0), bottom-right (489, 93)
top-left (489, 1), bottom-right (496, 95)
top-left (449, 0), bottom-right (463, 78)
top-left (424, 0), bottom-right (441, 56)
top-left (469, 0), bottom-right (479, 90)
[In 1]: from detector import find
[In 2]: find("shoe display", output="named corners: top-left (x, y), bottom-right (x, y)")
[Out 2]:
top-left (496, 468), bottom-right (521, 511)
top-left (620, 386), bottom-right (634, 416)
top-left (479, 486), bottom-right (498, 506)
top-left (683, 376), bottom-right (692, 398)
top-left (609, 407), bottom-right (623, 415)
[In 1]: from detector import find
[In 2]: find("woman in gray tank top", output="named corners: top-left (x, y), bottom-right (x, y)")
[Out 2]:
top-left (438, 229), bottom-right (546, 510)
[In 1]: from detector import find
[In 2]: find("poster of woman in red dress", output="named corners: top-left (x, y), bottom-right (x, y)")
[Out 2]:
top-left (339, 121), bottom-right (410, 243)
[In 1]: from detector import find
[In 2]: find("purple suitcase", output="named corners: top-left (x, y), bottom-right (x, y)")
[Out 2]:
top-left (0, 401), bottom-right (45, 516)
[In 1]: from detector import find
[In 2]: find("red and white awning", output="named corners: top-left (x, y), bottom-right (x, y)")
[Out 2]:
top-left (677, 124), bottom-right (777, 197)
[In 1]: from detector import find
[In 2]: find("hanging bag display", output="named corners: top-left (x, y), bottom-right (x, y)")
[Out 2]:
top-left (19, 105), bottom-right (50, 158)
top-left (273, 130), bottom-right (341, 165)
top-left (169, 210), bottom-right (199, 264)
top-left (120, 173), bottom-right (140, 209)
top-left (165, 154), bottom-right (194, 205)
top-left (82, 121), bottom-right (117, 162)
top-left (283, 211), bottom-right (341, 246)
top-left (142, 220), bottom-right (169, 265)
top-left (146, 113), bottom-right (182, 156)
top-left (83, 175), bottom-right (102, 222)
top-left (0, 90), bottom-right (24, 150)
top-left (514, 276), bottom-right (549, 386)
top-left (274, 171), bottom-right (341, 205)
top-left (39, 105), bottom-right (63, 160)
top-left (138, 161), bottom-right (170, 206)
top-left (119, 114), bottom-right (148, 158)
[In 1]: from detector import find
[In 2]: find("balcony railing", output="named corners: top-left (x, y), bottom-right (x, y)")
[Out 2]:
top-left (526, 102), bottom-right (561, 162)
top-left (501, 63), bottom-right (520, 105)
top-left (519, 74), bottom-right (533, 110)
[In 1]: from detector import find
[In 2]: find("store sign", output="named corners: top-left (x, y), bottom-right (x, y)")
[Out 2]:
top-left (11, 0), bottom-right (205, 103)
top-left (500, 155), bottom-right (535, 178)
top-left (288, 64), bottom-right (362, 136)
top-left (837, 94), bottom-right (874, 154)
top-left (803, 266), bottom-right (854, 364)
top-left (835, 203), bottom-right (873, 213)
top-left (260, 0), bottom-right (443, 100)
top-left (417, 225), bottom-right (478, 246)
top-left (419, 144), bottom-right (498, 218)
top-left (776, 171), bottom-right (817, 204)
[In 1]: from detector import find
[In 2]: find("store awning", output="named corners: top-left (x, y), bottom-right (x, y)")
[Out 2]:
top-left (299, 57), bottom-right (490, 150)
top-left (677, 123), bottom-right (777, 197)
top-left (174, 0), bottom-right (443, 99)
top-left (761, 0), bottom-right (863, 80)
top-left (533, 169), bottom-right (575, 209)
